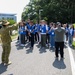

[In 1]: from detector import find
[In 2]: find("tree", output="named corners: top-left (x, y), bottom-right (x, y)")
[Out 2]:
top-left (22, 0), bottom-right (75, 23)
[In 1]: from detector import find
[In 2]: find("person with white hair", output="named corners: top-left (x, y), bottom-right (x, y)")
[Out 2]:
top-left (40, 20), bottom-right (48, 48)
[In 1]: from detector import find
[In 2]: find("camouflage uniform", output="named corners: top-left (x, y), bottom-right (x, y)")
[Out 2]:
top-left (0, 22), bottom-right (18, 64)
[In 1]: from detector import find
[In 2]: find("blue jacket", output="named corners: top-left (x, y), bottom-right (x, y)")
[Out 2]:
top-left (28, 25), bottom-right (35, 34)
top-left (19, 26), bottom-right (26, 35)
top-left (34, 24), bottom-right (39, 32)
top-left (68, 28), bottom-right (74, 36)
top-left (48, 26), bottom-right (51, 34)
top-left (26, 22), bottom-right (29, 26)
top-left (49, 29), bottom-right (55, 36)
top-left (38, 25), bottom-right (41, 32)
top-left (40, 25), bottom-right (46, 33)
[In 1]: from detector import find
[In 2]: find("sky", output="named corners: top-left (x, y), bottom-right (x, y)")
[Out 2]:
top-left (0, 0), bottom-right (30, 22)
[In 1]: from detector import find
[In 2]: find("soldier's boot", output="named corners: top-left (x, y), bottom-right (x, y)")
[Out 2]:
top-left (5, 61), bottom-right (12, 66)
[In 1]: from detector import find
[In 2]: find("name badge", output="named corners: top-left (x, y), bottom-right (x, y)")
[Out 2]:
top-left (30, 30), bottom-right (31, 32)
top-left (21, 31), bottom-right (23, 33)
top-left (52, 32), bottom-right (54, 35)
top-left (42, 30), bottom-right (43, 32)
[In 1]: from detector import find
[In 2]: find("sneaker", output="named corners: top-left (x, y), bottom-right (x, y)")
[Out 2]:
top-left (38, 42), bottom-right (41, 44)
top-left (46, 44), bottom-right (48, 47)
top-left (20, 44), bottom-right (25, 47)
top-left (30, 46), bottom-right (32, 48)
top-left (30, 47), bottom-right (33, 49)
top-left (5, 61), bottom-right (12, 66)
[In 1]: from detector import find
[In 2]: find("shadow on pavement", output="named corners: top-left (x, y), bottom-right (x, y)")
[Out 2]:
top-left (15, 44), bottom-right (24, 50)
top-left (15, 45), bottom-right (24, 50)
top-left (25, 43), bottom-right (31, 48)
top-left (69, 45), bottom-right (75, 50)
top-left (26, 48), bottom-right (33, 54)
top-left (49, 47), bottom-right (55, 52)
top-left (0, 63), bottom-right (7, 74)
top-left (64, 44), bottom-right (68, 48)
top-left (53, 59), bottom-right (66, 69)
top-left (36, 44), bottom-right (41, 48)
top-left (39, 48), bottom-right (47, 54)
top-left (8, 74), bottom-right (13, 75)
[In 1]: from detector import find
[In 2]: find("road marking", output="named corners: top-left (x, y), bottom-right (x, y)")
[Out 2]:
top-left (68, 46), bottom-right (75, 75)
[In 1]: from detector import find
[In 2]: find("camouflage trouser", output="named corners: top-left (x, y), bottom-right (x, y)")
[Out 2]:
top-left (2, 43), bottom-right (11, 64)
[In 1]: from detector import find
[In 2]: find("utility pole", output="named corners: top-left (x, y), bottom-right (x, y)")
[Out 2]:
top-left (39, 9), bottom-right (43, 23)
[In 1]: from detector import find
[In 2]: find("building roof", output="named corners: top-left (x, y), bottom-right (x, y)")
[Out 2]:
top-left (0, 13), bottom-right (17, 16)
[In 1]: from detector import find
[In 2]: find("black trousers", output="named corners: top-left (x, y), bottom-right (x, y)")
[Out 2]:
top-left (20, 34), bottom-right (25, 44)
top-left (55, 42), bottom-right (64, 58)
top-left (17, 36), bottom-right (19, 40)
top-left (26, 31), bottom-right (30, 41)
top-left (35, 32), bottom-right (39, 42)
top-left (30, 33), bottom-right (34, 47)
top-left (46, 33), bottom-right (50, 44)
top-left (66, 33), bottom-right (68, 41)
top-left (41, 34), bottom-right (46, 47)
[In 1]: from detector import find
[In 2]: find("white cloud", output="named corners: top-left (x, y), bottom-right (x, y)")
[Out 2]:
top-left (0, 0), bottom-right (30, 22)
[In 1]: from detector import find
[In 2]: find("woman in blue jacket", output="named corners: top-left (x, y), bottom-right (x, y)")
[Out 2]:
top-left (49, 23), bottom-right (56, 48)
top-left (49, 28), bottom-right (55, 48)
top-left (68, 24), bottom-right (74, 46)
top-left (19, 22), bottom-right (26, 46)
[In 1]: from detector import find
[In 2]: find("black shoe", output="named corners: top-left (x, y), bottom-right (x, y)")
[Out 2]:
top-left (30, 47), bottom-right (33, 49)
top-left (30, 46), bottom-right (32, 48)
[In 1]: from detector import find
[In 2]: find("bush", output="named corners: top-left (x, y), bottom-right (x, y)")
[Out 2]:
top-left (7, 19), bottom-right (16, 25)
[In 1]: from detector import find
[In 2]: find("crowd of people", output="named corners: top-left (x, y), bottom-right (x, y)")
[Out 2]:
top-left (18, 19), bottom-right (75, 48)
top-left (17, 19), bottom-right (75, 59)
top-left (0, 19), bottom-right (75, 65)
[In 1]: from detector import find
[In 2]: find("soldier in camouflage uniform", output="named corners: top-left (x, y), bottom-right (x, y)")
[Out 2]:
top-left (0, 20), bottom-right (18, 65)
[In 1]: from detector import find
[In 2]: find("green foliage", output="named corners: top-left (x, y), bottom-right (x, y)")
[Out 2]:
top-left (7, 19), bottom-right (16, 25)
top-left (0, 19), bottom-right (16, 26)
top-left (22, 0), bottom-right (75, 23)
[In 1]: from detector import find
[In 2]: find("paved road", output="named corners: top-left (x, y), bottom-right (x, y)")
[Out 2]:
top-left (0, 41), bottom-right (73, 75)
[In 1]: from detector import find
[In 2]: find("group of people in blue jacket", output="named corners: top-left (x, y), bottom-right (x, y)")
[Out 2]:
top-left (17, 19), bottom-right (75, 49)
top-left (17, 19), bottom-right (75, 59)
top-left (18, 20), bottom-right (53, 48)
